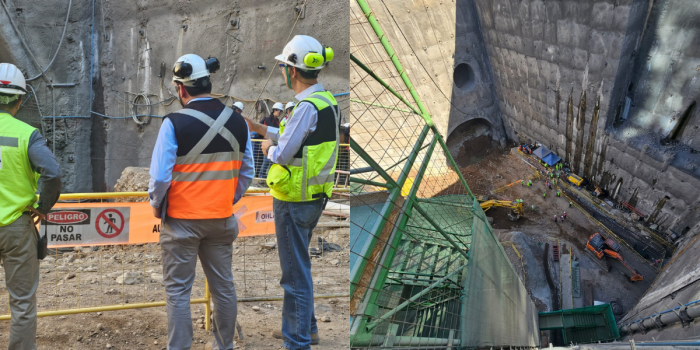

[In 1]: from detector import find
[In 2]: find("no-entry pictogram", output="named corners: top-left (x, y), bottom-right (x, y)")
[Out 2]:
top-left (95, 209), bottom-right (125, 238)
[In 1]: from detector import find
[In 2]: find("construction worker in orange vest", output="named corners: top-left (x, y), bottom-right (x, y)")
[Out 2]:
top-left (148, 54), bottom-right (255, 350)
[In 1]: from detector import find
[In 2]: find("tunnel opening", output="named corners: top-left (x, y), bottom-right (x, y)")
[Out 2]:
top-left (446, 118), bottom-right (497, 168)
top-left (453, 63), bottom-right (476, 92)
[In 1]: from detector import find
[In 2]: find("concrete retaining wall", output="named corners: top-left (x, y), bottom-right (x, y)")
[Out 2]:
top-left (6, 0), bottom-right (348, 192)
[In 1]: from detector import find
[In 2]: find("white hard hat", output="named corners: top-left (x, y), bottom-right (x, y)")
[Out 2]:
top-left (275, 35), bottom-right (333, 71)
top-left (172, 54), bottom-right (220, 86)
top-left (272, 102), bottom-right (284, 111)
top-left (285, 102), bottom-right (295, 110)
top-left (0, 63), bottom-right (27, 95)
top-left (233, 101), bottom-right (244, 111)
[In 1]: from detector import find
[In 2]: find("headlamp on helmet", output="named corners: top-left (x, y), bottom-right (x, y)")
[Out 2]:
top-left (172, 54), bottom-right (220, 81)
top-left (205, 57), bottom-right (220, 74)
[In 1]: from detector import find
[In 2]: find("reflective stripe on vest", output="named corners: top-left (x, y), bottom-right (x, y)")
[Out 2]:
top-left (266, 91), bottom-right (339, 202)
top-left (166, 107), bottom-right (242, 219)
top-left (0, 113), bottom-right (39, 226)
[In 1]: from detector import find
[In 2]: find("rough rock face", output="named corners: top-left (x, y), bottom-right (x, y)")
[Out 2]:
top-left (114, 167), bottom-right (150, 202)
top-left (114, 167), bottom-right (150, 192)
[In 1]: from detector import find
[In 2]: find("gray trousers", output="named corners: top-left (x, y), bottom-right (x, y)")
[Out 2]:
top-left (160, 214), bottom-right (239, 350)
top-left (0, 213), bottom-right (39, 350)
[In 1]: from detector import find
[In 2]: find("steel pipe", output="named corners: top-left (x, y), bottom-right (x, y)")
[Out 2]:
top-left (620, 300), bottom-right (700, 334)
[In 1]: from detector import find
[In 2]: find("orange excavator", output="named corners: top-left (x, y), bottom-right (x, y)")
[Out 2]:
top-left (586, 233), bottom-right (643, 282)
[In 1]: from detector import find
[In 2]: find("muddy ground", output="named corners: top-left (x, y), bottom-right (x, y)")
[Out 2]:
top-left (0, 216), bottom-right (350, 349)
top-left (448, 145), bottom-right (657, 317)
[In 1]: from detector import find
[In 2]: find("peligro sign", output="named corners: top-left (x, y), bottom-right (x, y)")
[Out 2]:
top-left (46, 211), bottom-right (89, 225)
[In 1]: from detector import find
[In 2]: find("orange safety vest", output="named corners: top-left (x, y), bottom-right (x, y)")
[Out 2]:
top-left (165, 100), bottom-right (248, 219)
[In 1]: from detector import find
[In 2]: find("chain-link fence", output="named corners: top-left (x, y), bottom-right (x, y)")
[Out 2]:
top-left (349, 0), bottom-right (539, 348)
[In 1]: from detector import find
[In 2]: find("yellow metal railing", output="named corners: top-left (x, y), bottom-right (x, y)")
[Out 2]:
top-left (5, 189), bottom-right (349, 330)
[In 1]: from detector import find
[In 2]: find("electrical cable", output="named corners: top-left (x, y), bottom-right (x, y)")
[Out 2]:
top-left (131, 93), bottom-right (152, 125)
top-left (378, 0), bottom-right (471, 117)
top-left (28, 0), bottom-right (72, 82)
top-left (26, 84), bottom-right (46, 136)
top-left (110, 89), bottom-right (176, 107)
top-left (51, 86), bottom-right (56, 154)
top-left (0, 0), bottom-right (70, 84)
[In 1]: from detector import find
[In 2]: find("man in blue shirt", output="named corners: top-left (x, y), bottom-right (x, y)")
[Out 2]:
top-left (148, 54), bottom-right (254, 350)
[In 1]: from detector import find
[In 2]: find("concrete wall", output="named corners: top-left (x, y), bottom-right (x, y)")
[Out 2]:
top-left (5, 0), bottom-right (348, 192)
top-left (1, 0), bottom-right (96, 192)
top-left (472, 0), bottom-right (700, 235)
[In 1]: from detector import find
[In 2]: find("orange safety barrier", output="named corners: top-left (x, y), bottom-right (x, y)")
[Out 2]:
top-left (40, 196), bottom-right (275, 248)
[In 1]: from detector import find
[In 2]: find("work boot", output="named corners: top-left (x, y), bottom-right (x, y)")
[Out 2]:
top-left (273, 330), bottom-right (320, 345)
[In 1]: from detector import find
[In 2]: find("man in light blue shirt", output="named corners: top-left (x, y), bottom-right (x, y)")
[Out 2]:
top-left (148, 54), bottom-right (254, 350)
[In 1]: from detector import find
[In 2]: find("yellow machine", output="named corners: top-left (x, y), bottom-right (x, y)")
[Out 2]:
top-left (474, 194), bottom-right (488, 202)
top-left (480, 200), bottom-right (523, 221)
top-left (567, 174), bottom-right (584, 186)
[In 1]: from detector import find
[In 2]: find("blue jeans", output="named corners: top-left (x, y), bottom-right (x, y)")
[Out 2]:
top-left (273, 198), bottom-right (324, 350)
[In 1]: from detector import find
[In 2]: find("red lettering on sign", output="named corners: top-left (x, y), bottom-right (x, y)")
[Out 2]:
top-left (46, 211), bottom-right (89, 225)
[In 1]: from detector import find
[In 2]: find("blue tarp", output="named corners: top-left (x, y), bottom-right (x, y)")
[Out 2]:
top-left (542, 152), bottom-right (562, 166)
top-left (533, 146), bottom-right (551, 159)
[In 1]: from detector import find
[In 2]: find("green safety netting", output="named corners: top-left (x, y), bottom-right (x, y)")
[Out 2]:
top-left (349, 0), bottom-right (539, 348)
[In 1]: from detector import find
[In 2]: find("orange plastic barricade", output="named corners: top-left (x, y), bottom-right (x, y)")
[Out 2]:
top-left (41, 196), bottom-right (275, 248)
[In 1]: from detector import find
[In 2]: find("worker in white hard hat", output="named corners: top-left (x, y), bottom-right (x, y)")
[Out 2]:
top-left (244, 35), bottom-right (339, 350)
top-left (285, 101), bottom-right (295, 113)
top-left (258, 102), bottom-right (285, 178)
top-left (232, 101), bottom-right (244, 114)
top-left (283, 101), bottom-right (295, 126)
top-left (0, 62), bottom-right (62, 350)
top-left (148, 54), bottom-right (254, 350)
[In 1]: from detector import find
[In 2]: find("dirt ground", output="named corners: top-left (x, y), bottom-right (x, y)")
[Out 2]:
top-left (450, 145), bottom-right (657, 317)
top-left (0, 215), bottom-right (350, 350)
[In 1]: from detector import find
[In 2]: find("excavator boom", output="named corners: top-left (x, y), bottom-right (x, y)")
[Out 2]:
top-left (603, 249), bottom-right (643, 281)
top-left (479, 200), bottom-right (523, 221)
